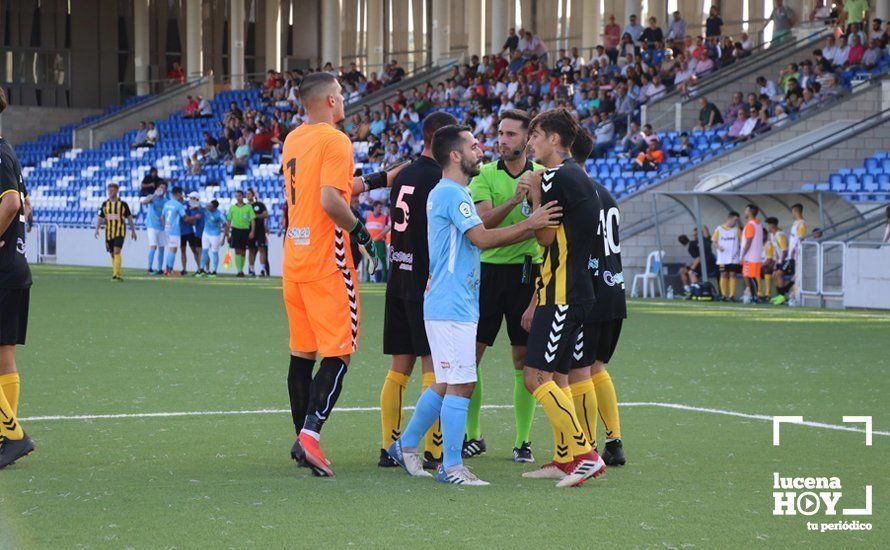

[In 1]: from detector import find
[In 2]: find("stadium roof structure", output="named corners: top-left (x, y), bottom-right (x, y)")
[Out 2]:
top-left (650, 191), bottom-right (866, 284)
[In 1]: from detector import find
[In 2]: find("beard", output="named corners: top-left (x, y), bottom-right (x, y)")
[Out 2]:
top-left (460, 155), bottom-right (481, 178)
top-left (499, 143), bottom-right (523, 162)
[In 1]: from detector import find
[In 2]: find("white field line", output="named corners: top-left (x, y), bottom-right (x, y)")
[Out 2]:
top-left (21, 402), bottom-right (889, 437)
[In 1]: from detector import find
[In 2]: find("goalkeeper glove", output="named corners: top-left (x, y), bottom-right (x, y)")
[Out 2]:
top-left (361, 170), bottom-right (388, 192)
top-left (349, 218), bottom-right (379, 272)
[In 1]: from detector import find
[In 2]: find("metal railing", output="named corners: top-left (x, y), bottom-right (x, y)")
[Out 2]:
top-left (799, 240), bottom-right (846, 304)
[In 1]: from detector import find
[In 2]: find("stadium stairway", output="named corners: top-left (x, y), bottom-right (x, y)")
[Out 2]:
top-left (642, 27), bottom-right (832, 131)
top-left (618, 75), bottom-right (890, 281)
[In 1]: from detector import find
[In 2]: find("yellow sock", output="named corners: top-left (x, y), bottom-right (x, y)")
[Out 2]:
top-left (764, 274), bottom-right (772, 297)
top-left (592, 370), bottom-right (621, 441)
top-left (551, 385), bottom-right (574, 461)
top-left (112, 254), bottom-right (122, 277)
top-left (0, 382), bottom-right (24, 440)
top-left (421, 372), bottom-right (442, 458)
top-left (533, 381), bottom-right (591, 463)
top-left (729, 276), bottom-right (737, 297)
top-left (0, 373), bottom-right (20, 416)
top-left (719, 277), bottom-right (728, 297)
top-left (380, 370), bottom-right (409, 449)
top-left (570, 379), bottom-right (598, 449)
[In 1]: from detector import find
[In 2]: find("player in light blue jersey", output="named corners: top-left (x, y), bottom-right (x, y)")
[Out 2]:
top-left (387, 125), bottom-right (561, 486)
top-left (139, 181), bottom-right (168, 274)
top-left (160, 186), bottom-right (196, 276)
top-left (200, 199), bottom-right (228, 277)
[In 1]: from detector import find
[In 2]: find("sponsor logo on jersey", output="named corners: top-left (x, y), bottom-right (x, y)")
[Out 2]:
top-left (287, 226), bottom-right (311, 245)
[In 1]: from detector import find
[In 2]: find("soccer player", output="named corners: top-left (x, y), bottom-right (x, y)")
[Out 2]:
top-left (740, 204), bottom-right (764, 303)
top-left (179, 191), bottom-right (204, 276)
top-left (764, 216), bottom-right (788, 300)
top-left (94, 182), bottom-right (137, 281)
top-left (140, 182), bottom-right (168, 274)
top-left (246, 188), bottom-right (270, 276)
top-left (466, 109), bottom-right (543, 462)
top-left (388, 124), bottom-right (561, 485)
top-left (364, 201), bottom-right (390, 282)
top-left (521, 108), bottom-right (606, 487)
top-left (160, 187), bottom-right (196, 276)
top-left (773, 203), bottom-right (806, 305)
top-left (378, 111), bottom-right (457, 470)
top-left (200, 200), bottom-right (227, 277)
top-left (226, 190), bottom-right (255, 277)
top-left (0, 86), bottom-right (37, 467)
top-left (281, 72), bottom-right (399, 477)
top-left (711, 211), bottom-right (741, 301)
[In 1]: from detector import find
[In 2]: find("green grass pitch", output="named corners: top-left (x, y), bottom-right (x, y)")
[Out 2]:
top-left (2, 265), bottom-right (888, 547)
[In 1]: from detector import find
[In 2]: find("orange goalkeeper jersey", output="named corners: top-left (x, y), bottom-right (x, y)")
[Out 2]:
top-left (281, 122), bottom-right (355, 282)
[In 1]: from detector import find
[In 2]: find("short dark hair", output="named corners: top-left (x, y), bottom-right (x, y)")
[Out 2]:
top-left (529, 108), bottom-right (579, 148)
top-left (728, 210), bottom-right (740, 218)
top-left (171, 186), bottom-right (184, 195)
top-left (235, 189), bottom-right (244, 195)
top-left (791, 203), bottom-right (803, 213)
top-left (299, 72), bottom-right (339, 102)
top-left (571, 127), bottom-right (594, 163)
top-left (210, 199), bottom-right (220, 207)
top-left (421, 111), bottom-right (458, 146)
top-left (498, 108), bottom-right (532, 129)
top-left (746, 203), bottom-right (759, 216)
top-left (0, 88), bottom-right (7, 114)
top-left (431, 125), bottom-right (471, 167)
top-left (678, 235), bottom-right (690, 245)
top-left (107, 182), bottom-right (119, 189)
top-left (765, 216), bottom-right (779, 225)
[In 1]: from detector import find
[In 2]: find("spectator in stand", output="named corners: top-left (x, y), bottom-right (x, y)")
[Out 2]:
top-left (768, 0), bottom-right (797, 44)
top-left (841, 0), bottom-right (870, 32)
top-left (798, 62), bottom-right (816, 88)
top-left (697, 97), bottom-right (724, 129)
top-left (184, 95), bottom-right (199, 118)
top-left (830, 35), bottom-right (851, 67)
top-left (231, 137), bottom-right (250, 175)
top-left (570, 47), bottom-right (586, 71)
top-left (810, 0), bottom-right (832, 22)
top-left (860, 38), bottom-right (885, 68)
top-left (590, 112), bottom-right (616, 158)
top-left (145, 122), bottom-right (159, 147)
top-left (724, 92), bottom-right (745, 125)
top-left (671, 132), bottom-right (694, 157)
top-left (640, 17), bottom-right (664, 49)
top-left (132, 121), bottom-right (150, 148)
top-left (200, 132), bottom-right (220, 164)
top-left (387, 59), bottom-right (406, 82)
top-left (167, 62), bottom-right (185, 83)
top-left (706, 6), bottom-right (724, 39)
top-left (523, 30), bottom-right (548, 63)
top-left (734, 108), bottom-right (759, 141)
top-left (695, 51), bottom-right (717, 76)
top-left (624, 14), bottom-right (644, 42)
top-left (870, 18), bottom-right (885, 41)
top-left (502, 27), bottom-right (520, 54)
top-left (769, 104), bottom-right (789, 126)
top-left (846, 34), bottom-right (867, 67)
top-left (621, 120), bottom-right (643, 154)
top-left (778, 63), bottom-right (800, 92)
top-left (740, 32), bottom-right (754, 51)
top-left (633, 139), bottom-right (664, 171)
top-left (799, 87), bottom-right (821, 110)
top-left (821, 73), bottom-right (844, 99)
top-left (756, 75), bottom-right (783, 101)
top-left (252, 123), bottom-right (274, 161)
top-left (666, 11), bottom-right (687, 51)
top-left (720, 108), bottom-right (749, 141)
top-left (197, 96), bottom-right (213, 118)
top-left (753, 108), bottom-right (773, 135)
top-left (604, 14), bottom-right (622, 63)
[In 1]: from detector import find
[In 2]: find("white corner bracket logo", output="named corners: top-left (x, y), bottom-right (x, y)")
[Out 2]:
top-left (772, 415), bottom-right (874, 533)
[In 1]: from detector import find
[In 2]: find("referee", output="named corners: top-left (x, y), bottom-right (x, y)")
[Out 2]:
top-left (466, 109), bottom-right (543, 463)
top-left (225, 189), bottom-right (255, 277)
top-left (94, 182), bottom-right (137, 281)
top-left (0, 87), bottom-right (36, 468)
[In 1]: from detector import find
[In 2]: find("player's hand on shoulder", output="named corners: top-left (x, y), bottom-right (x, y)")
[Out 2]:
top-left (526, 200), bottom-right (562, 229)
top-left (385, 160), bottom-right (410, 187)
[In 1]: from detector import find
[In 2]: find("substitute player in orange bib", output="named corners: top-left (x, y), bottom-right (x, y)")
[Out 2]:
top-left (281, 72), bottom-right (403, 477)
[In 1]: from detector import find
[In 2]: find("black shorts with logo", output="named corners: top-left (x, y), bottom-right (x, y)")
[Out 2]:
top-left (0, 287), bottom-right (30, 346)
top-left (180, 233), bottom-right (200, 249)
top-left (383, 289), bottom-right (430, 356)
top-left (573, 319), bottom-right (623, 366)
top-left (230, 228), bottom-right (250, 250)
top-left (779, 259), bottom-right (795, 274)
top-left (105, 236), bottom-right (125, 253)
top-left (477, 262), bottom-right (537, 347)
top-left (248, 231), bottom-right (268, 250)
top-left (525, 303), bottom-right (596, 374)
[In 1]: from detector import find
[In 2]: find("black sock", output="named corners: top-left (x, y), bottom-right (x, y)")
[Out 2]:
top-left (302, 358), bottom-right (348, 435)
top-left (288, 356), bottom-right (315, 435)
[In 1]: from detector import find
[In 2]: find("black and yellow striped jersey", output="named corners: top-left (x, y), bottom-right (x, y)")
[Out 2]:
top-left (535, 159), bottom-right (601, 306)
top-left (98, 199), bottom-right (132, 240)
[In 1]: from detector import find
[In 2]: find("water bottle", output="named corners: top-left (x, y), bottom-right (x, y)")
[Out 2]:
top-left (666, 285), bottom-right (674, 300)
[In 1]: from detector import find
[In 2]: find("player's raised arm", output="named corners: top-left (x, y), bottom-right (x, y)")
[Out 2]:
top-left (466, 201), bottom-right (561, 250)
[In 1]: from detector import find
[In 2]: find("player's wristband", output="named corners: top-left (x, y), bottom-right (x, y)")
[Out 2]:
top-left (362, 170), bottom-right (387, 191)
top-left (349, 218), bottom-right (372, 245)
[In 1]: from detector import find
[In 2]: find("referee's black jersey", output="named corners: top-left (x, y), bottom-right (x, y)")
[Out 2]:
top-left (590, 181), bottom-right (627, 321)
top-left (0, 137), bottom-right (31, 289)
top-left (535, 159), bottom-right (601, 306)
top-left (98, 199), bottom-right (132, 240)
top-left (387, 155), bottom-right (442, 302)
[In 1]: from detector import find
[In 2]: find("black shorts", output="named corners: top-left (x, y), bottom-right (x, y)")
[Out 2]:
top-left (718, 263), bottom-right (741, 274)
top-left (476, 262), bottom-right (537, 347)
top-left (0, 287), bottom-right (30, 346)
top-left (383, 290), bottom-right (430, 356)
top-left (180, 233), bottom-right (200, 249)
top-left (574, 319), bottom-right (623, 366)
top-left (248, 231), bottom-right (268, 250)
top-left (779, 259), bottom-right (795, 273)
top-left (230, 228), bottom-right (250, 250)
top-left (105, 236), bottom-right (125, 253)
top-left (525, 303), bottom-right (595, 374)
